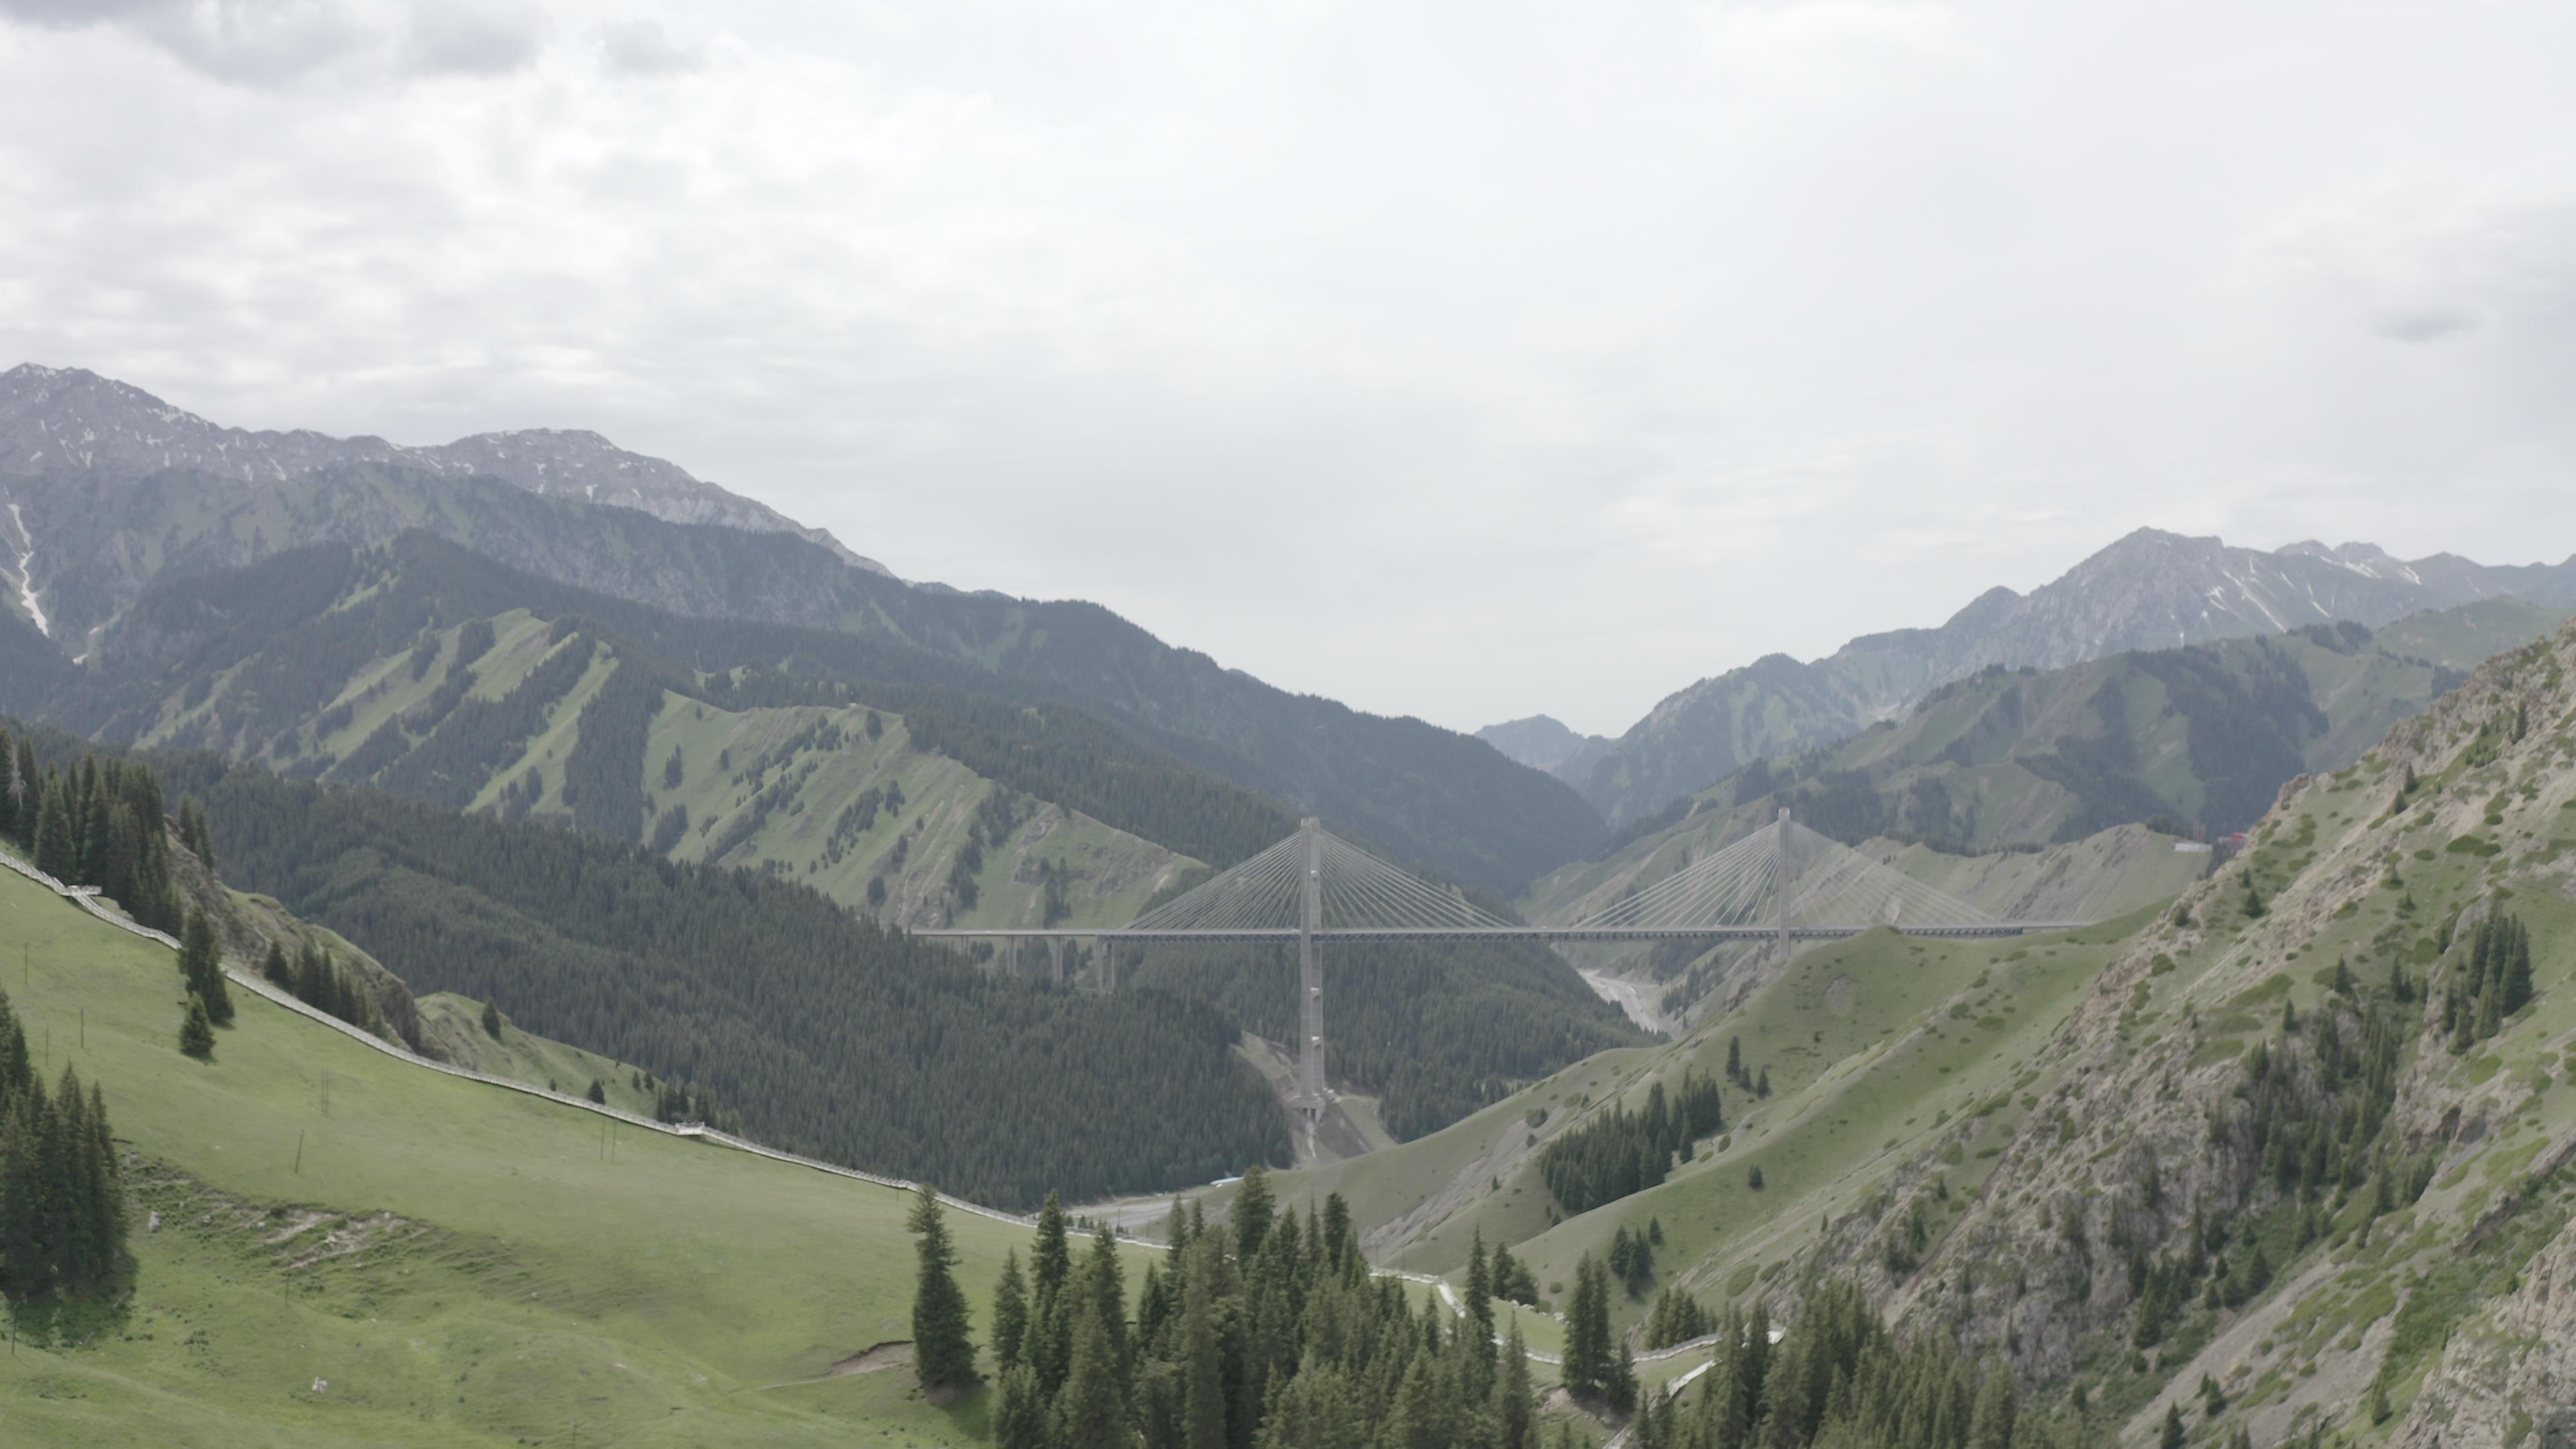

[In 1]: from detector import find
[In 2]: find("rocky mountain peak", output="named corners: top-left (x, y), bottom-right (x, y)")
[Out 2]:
top-left (0, 362), bottom-right (885, 575)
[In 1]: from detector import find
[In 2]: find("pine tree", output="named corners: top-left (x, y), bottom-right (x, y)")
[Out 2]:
top-left (32, 775), bottom-right (74, 881)
top-left (1054, 1293), bottom-right (1131, 1448)
top-left (1181, 1240), bottom-right (1225, 1449)
top-left (1234, 1162), bottom-right (1275, 1263)
top-left (1755, 1067), bottom-right (1771, 1098)
top-left (993, 1248), bottom-right (1031, 1375)
top-left (1494, 1318), bottom-right (1535, 1449)
top-left (261, 941), bottom-right (291, 989)
top-left (1463, 1228), bottom-right (1497, 1391)
top-left (1968, 1366), bottom-right (2016, 1449)
top-left (177, 908), bottom-right (232, 1026)
top-left (481, 998), bottom-right (503, 1039)
top-left (1748, 1165), bottom-right (1766, 1191)
top-left (2161, 1402), bottom-right (2186, 1449)
top-left (908, 1185), bottom-right (977, 1391)
top-left (179, 993), bottom-right (215, 1060)
top-left (1564, 1252), bottom-right (1611, 1401)
top-left (993, 1364), bottom-right (1051, 1449)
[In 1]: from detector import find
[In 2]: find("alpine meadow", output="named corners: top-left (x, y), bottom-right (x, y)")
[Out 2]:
top-left (5, 3), bottom-right (2576, 1445)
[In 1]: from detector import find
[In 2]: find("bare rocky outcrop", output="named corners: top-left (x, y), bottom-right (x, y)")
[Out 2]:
top-left (1754, 620), bottom-right (2576, 1439)
top-left (2393, 1212), bottom-right (2576, 1447)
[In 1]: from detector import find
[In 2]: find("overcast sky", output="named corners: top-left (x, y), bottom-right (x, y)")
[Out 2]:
top-left (3, 1), bottom-right (2571, 736)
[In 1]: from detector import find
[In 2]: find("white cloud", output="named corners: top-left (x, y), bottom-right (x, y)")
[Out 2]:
top-left (2, 0), bottom-right (2573, 735)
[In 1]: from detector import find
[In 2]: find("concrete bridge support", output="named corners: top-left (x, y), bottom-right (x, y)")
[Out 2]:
top-left (1295, 817), bottom-right (1327, 1120)
top-left (1775, 806), bottom-right (1793, 965)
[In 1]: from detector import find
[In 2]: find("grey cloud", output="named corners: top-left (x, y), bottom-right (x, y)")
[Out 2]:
top-left (599, 19), bottom-right (700, 76)
top-left (2373, 307), bottom-right (2481, 344)
top-left (0, 0), bottom-right (171, 25)
top-left (405, 2), bottom-right (543, 76)
top-left (0, 0), bottom-right (385, 87)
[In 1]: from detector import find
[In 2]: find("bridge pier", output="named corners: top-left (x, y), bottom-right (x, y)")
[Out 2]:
top-left (1295, 817), bottom-right (1327, 1120)
top-left (1774, 806), bottom-right (1792, 964)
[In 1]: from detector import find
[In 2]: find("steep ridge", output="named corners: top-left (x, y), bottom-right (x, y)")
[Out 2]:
top-left (1519, 602), bottom-right (2562, 1028)
top-left (1536, 601), bottom-right (2565, 909)
top-left (13, 455), bottom-right (1597, 891)
top-left (1562, 529), bottom-right (2576, 828)
top-left (0, 362), bottom-right (873, 570)
top-left (1322, 614), bottom-right (2576, 1446)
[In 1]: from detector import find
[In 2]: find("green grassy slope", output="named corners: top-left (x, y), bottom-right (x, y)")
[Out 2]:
top-left (1324, 618), bottom-right (2576, 1444)
top-left (1278, 910), bottom-right (2153, 1332)
top-left (0, 865), bottom-right (1032, 1446)
top-left (132, 607), bottom-right (1194, 932)
top-left (641, 692), bottom-right (1189, 931)
top-left (411, 992), bottom-right (660, 1116)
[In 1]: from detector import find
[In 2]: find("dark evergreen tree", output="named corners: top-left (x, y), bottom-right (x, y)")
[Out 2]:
top-left (993, 1248), bottom-right (1031, 1375)
top-left (994, 1364), bottom-right (1051, 1449)
top-left (177, 908), bottom-right (233, 1026)
top-left (179, 994), bottom-right (215, 1059)
top-left (1234, 1163), bottom-right (1275, 1263)
top-left (32, 775), bottom-right (74, 881)
top-left (1564, 1251), bottom-right (1612, 1401)
top-left (908, 1185), bottom-right (977, 1391)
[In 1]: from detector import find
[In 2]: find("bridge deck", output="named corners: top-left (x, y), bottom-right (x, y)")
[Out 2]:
top-left (915, 923), bottom-right (2094, 943)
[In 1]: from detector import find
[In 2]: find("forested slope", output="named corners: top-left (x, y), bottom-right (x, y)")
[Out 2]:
top-left (1128, 930), bottom-right (1645, 1140)
top-left (148, 757), bottom-right (1290, 1208)
top-left (1288, 616), bottom-right (2576, 1447)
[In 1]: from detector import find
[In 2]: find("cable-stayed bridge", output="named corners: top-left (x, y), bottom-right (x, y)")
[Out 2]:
top-left (918, 812), bottom-right (2090, 1118)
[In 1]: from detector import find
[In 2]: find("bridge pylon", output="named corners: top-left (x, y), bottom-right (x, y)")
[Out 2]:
top-left (1774, 806), bottom-right (1792, 964)
top-left (1295, 817), bottom-right (1327, 1120)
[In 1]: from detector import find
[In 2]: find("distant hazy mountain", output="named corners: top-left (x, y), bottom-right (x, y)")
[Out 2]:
top-left (0, 362), bottom-right (879, 579)
top-left (1556, 527), bottom-right (2576, 826)
top-left (1474, 714), bottom-right (1604, 772)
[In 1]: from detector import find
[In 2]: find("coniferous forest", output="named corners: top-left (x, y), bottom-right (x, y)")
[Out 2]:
top-left (150, 752), bottom-right (1291, 1209)
top-left (1124, 934), bottom-right (1643, 1140)
top-left (973, 1172), bottom-right (1552, 1449)
top-left (0, 726), bottom-right (182, 936)
top-left (1540, 1071), bottom-right (1727, 1215)
top-left (0, 990), bottom-right (129, 1303)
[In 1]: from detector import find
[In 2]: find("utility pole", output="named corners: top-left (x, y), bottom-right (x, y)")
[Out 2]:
top-left (1774, 806), bottom-right (1793, 964)
top-left (1295, 818), bottom-right (1326, 1120)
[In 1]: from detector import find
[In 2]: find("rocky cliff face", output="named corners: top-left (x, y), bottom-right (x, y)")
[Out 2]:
top-left (1570, 529), bottom-right (2576, 827)
top-left (2392, 1209), bottom-right (2576, 1447)
top-left (0, 362), bottom-right (880, 580)
top-left (1778, 619), bottom-right (2576, 1444)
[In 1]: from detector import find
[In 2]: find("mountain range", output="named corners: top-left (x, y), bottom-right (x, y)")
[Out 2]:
top-left (0, 364), bottom-right (1597, 896)
top-left (1487, 527), bottom-right (2576, 828)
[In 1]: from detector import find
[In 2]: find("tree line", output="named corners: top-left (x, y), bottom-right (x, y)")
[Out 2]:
top-left (0, 727), bottom-right (183, 936)
top-left (149, 752), bottom-right (1291, 1209)
top-left (917, 1167), bottom-right (1552, 1449)
top-left (1539, 1071), bottom-right (1726, 1215)
top-left (0, 990), bottom-right (127, 1303)
top-left (1635, 1283), bottom-right (2070, 1449)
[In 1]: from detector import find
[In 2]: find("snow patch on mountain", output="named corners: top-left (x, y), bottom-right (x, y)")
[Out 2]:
top-left (6, 502), bottom-right (47, 637)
